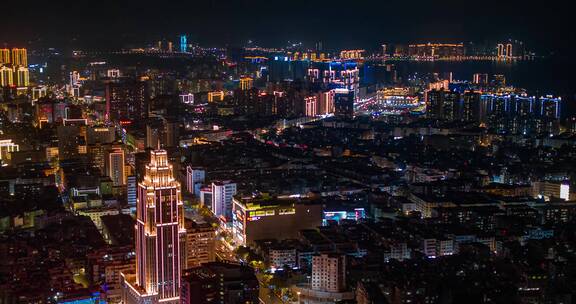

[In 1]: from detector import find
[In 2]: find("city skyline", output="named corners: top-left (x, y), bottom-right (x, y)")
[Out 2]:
top-left (1, 0), bottom-right (573, 54)
top-left (2, 4), bottom-right (576, 304)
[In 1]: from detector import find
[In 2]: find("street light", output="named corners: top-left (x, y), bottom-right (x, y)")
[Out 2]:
top-left (296, 291), bottom-right (301, 304)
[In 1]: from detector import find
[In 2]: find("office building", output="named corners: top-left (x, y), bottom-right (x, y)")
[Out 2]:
top-left (232, 195), bottom-right (323, 246)
top-left (106, 147), bottom-right (126, 186)
top-left (180, 262), bottom-right (259, 304)
top-left (127, 175), bottom-right (137, 207)
top-left (185, 166), bottom-right (205, 195)
top-left (87, 126), bottom-right (116, 145)
top-left (211, 180), bottom-right (237, 223)
top-left (533, 181), bottom-right (571, 201)
top-left (185, 219), bottom-right (216, 268)
top-left (122, 149), bottom-right (186, 304)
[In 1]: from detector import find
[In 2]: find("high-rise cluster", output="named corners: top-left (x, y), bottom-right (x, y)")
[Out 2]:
top-left (0, 48), bottom-right (29, 87)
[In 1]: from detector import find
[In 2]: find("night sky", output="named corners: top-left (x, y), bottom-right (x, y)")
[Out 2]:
top-left (1, 0), bottom-right (573, 53)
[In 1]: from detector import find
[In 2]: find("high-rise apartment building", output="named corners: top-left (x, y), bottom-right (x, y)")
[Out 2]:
top-left (462, 91), bottom-right (483, 123)
top-left (0, 48), bottom-right (10, 64)
top-left (105, 78), bottom-right (149, 123)
top-left (311, 254), bottom-right (346, 293)
top-left (16, 67), bottom-right (30, 87)
top-left (122, 149), bottom-right (186, 304)
top-left (0, 66), bottom-right (14, 87)
top-left (11, 48), bottom-right (27, 66)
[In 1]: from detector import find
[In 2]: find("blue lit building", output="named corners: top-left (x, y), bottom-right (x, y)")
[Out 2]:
top-left (480, 94), bottom-right (562, 135)
top-left (180, 35), bottom-right (187, 53)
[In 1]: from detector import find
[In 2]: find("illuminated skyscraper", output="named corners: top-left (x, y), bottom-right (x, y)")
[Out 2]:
top-left (122, 149), bottom-right (186, 304)
top-left (16, 67), bottom-right (30, 87)
top-left (180, 35), bottom-right (187, 53)
top-left (11, 48), bottom-right (27, 66)
top-left (0, 66), bottom-right (14, 87)
top-left (506, 43), bottom-right (513, 59)
top-left (0, 48), bottom-right (10, 64)
top-left (497, 44), bottom-right (505, 59)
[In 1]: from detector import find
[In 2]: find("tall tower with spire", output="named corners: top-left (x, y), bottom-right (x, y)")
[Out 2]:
top-left (122, 149), bottom-right (186, 304)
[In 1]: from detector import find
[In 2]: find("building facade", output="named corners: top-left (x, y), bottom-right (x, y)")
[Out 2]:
top-left (122, 149), bottom-right (186, 304)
